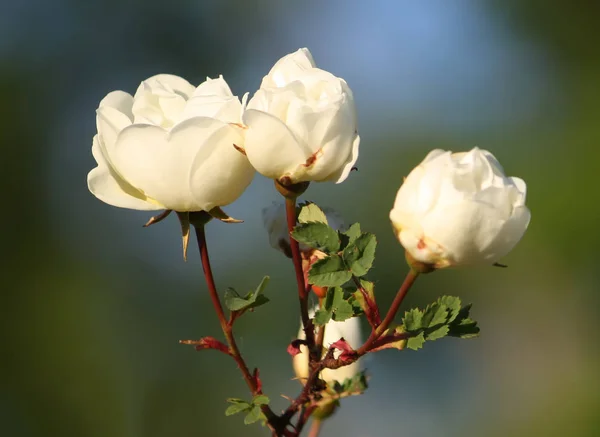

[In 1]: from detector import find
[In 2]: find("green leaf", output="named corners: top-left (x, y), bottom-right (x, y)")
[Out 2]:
top-left (402, 308), bottom-right (423, 332)
top-left (330, 287), bottom-right (354, 322)
top-left (437, 296), bottom-right (462, 323)
top-left (225, 398), bottom-right (251, 416)
top-left (313, 308), bottom-right (332, 325)
top-left (453, 303), bottom-right (473, 323)
top-left (448, 304), bottom-right (480, 338)
top-left (340, 223), bottom-right (361, 248)
top-left (252, 395), bottom-right (270, 406)
top-left (421, 302), bottom-right (448, 328)
top-left (309, 255), bottom-right (352, 287)
top-left (426, 325), bottom-right (450, 341)
top-left (448, 318), bottom-right (480, 339)
top-left (313, 287), bottom-right (354, 325)
top-left (406, 332), bottom-right (426, 350)
top-left (298, 202), bottom-right (328, 224)
top-left (224, 276), bottom-right (270, 312)
top-left (292, 222), bottom-right (340, 253)
top-left (226, 396), bottom-right (269, 425)
top-left (341, 371), bottom-right (369, 394)
top-left (243, 406), bottom-right (263, 425)
top-left (399, 297), bottom-right (479, 349)
top-left (342, 233), bottom-right (377, 277)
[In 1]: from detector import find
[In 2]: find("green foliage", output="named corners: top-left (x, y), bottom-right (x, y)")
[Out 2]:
top-left (342, 233), bottom-right (377, 276)
top-left (403, 308), bottom-right (423, 332)
top-left (296, 213), bottom-right (377, 288)
top-left (406, 332), bottom-right (426, 351)
top-left (225, 395), bottom-right (270, 426)
top-left (437, 296), bottom-right (462, 323)
top-left (291, 222), bottom-right (340, 253)
top-left (313, 287), bottom-right (360, 325)
top-left (297, 202), bottom-right (328, 224)
top-left (447, 304), bottom-right (480, 339)
top-left (340, 223), bottom-right (361, 247)
top-left (252, 395), bottom-right (270, 405)
top-left (331, 371), bottom-right (369, 395)
top-left (313, 371), bottom-right (370, 411)
top-left (401, 296), bottom-right (479, 350)
top-left (224, 276), bottom-right (270, 312)
top-left (309, 255), bottom-right (352, 287)
top-left (225, 398), bottom-right (251, 416)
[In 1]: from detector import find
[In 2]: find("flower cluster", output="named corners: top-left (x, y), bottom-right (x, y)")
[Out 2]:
top-left (88, 47), bottom-right (531, 437)
top-left (88, 48), bottom-right (359, 214)
top-left (88, 48), bottom-right (529, 271)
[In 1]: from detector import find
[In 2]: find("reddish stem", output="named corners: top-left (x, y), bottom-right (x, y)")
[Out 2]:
top-left (284, 197), bottom-right (316, 357)
top-left (195, 225), bottom-right (228, 331)
top-left (358, 269), bottom-right (419, 355)
top-left (194, 225), bottom-right (278, 427)
top-left (307, 419), bottom-right (323, 437)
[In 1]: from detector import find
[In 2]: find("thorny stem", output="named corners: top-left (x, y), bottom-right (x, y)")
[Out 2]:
top-left (296, 407), bottom-right (316, 436)
top-left (285, 197), bottom-right (317, 360)
top-left (195, 224), bottom-right (419, 436)
top-left (194, 225), bottom-right (279, 429)
top-left (281, 269), bottom-right (420, 435)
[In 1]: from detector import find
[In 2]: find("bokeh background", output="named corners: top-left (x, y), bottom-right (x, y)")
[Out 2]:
top-left (2, 1), bottom-right (598, 436)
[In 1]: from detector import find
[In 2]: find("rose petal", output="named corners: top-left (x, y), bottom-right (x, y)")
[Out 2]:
top-left (243, 109), bottom-right (308, 181)
top-left (112, 117), bottom-right (235, 211)
top-left (87, 136), bottom-right (161, 210)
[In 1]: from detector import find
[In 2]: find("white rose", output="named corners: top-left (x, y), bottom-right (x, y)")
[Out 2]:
top-left (389, 148), bottom-right (530, 268)
top-left (293, 308), bottom-right (362, 385)
top-left (262, 201), bottom-right (345, 256)
top-left (87, 74), bottom-right (254, 212)
top-left (242, 48), bottom-right (360, 184)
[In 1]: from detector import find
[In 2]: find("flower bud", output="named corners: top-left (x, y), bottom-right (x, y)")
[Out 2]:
top-left (390, 148), bottom-right (530, 268)
top-left (243, 48), bottom-right (360, 184)
top-left (292, 307), bottom-right (362, 385)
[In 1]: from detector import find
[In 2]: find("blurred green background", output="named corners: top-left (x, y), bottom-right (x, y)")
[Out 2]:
top-left (2, 1), bottom-right (598, 436)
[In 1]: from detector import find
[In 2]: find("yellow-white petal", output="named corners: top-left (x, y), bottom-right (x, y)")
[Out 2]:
top-left (243, 109), bottom-right (309, 181)
top-left (112, 117), bottom-right (249, 211)
top-left (87, 136), bottom-right (161, 210)
top-left (262, 48), bottom-right (316, 88)
top-left (188, 123), bottom-right (254, 211)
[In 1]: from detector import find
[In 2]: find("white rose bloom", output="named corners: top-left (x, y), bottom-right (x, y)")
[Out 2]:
top-left (293, 308), bottom-right (362, 384)
top-left (262, 201), bottom-right (345, 256)
top-left (390, 148), bottom-right (530, 268)
top-left (87, 74), bottom-right (254, 212)
top-left (243, 48), bottom-right (360, 184)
